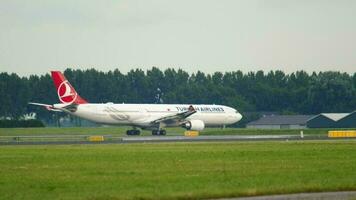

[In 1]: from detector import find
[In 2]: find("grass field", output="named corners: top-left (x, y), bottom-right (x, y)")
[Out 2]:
top-left (1, 141), bottom-right (356, 200)
top-left (0, 126), bottom-right (337, 136)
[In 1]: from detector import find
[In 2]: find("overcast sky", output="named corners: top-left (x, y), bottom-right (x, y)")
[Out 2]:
top-left (0, 0), bottom-right (355, 76)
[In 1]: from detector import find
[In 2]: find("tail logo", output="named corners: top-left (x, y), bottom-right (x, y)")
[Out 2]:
top-left (57, 81), bottom-right (77, 104)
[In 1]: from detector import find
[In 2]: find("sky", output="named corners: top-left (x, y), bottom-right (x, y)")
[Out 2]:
top-left (0, 0), bottom-right (355, 76)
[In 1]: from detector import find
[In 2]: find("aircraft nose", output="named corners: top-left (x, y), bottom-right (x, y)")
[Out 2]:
top-left (234, 112), bottom-right (242, 123)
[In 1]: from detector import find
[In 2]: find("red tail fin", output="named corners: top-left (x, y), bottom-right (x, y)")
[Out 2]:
top-left (51, 71), bottom-right (88, 104)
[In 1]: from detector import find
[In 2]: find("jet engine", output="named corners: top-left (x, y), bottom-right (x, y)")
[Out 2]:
top-left (184, 120), bottom-right (205, 131)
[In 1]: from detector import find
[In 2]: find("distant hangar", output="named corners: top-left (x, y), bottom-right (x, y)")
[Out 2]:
top-left (246, 115), bottom-right (313, 129)
top-left (307, 111), bottom-right (356, 128)
top-left (246, 111), bottom-right (356, 129)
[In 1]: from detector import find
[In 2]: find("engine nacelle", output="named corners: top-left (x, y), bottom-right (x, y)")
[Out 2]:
top-left (184, 120), bottom-right (205, 131)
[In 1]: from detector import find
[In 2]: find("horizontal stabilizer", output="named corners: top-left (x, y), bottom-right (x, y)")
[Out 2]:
top-left (28, 102), bottom-right (62, 112)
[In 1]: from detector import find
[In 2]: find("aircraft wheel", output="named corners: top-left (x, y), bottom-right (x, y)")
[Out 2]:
top-left (152, 130), bottom-right (166, 135)
top-left (127, 130), bottom-right (140, 136)
top-left (134, 130), bottom-right (140, 135)
top-left (159, 130), bottom-right (166, 135)
top-left (126, 130), bottom-right (133, 135)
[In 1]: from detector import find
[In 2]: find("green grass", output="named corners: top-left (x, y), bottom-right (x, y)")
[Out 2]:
top-left (1, 141), bottom-right (356, 200)
top-left (0, 127), bottom-right (341, 136)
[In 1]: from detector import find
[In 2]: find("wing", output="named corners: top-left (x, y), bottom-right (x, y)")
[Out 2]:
top-left (151, 105), bottom-right (196, 125)
top-left (28, 102), bottom-right (62, 112)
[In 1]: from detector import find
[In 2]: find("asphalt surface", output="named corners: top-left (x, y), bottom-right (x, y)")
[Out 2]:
top-left (0, 134), bottom-right (352, 145)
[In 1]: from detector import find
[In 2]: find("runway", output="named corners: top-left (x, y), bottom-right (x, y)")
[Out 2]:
top-left (0, 134), bottom-right (350, 145)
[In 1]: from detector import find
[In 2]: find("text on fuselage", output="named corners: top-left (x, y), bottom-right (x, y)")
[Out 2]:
top-left (176, 106), bottom-right (224, 112)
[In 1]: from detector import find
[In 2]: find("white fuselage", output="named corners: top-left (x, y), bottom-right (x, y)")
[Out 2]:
top-left (54, 103), bottom-right (242, 129)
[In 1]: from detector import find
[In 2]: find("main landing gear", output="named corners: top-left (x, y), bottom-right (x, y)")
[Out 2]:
top-left (152, 130), bottom-right (166, 135)
top-left (126, 128), bottom-right (166, 136)
top-left (126, 129), bottom-right (141, 135)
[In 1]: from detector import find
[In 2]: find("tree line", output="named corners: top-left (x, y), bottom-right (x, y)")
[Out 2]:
top-left (0, 68), bottom-right (355, 125)
top-left (0, 119), bottom-right (44, 128)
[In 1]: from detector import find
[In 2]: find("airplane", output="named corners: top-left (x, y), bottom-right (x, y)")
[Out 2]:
top-left (29, 71), bottom-right (242, 135)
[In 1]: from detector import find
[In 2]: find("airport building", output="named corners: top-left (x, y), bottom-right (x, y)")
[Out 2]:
top-left (337, 111), bottom-right (356, 128)
top-left (306, 113), bottom-right (348, 128)
top-left (247, 111), bottom-right (356, 129)
top-left (307, 111), bottom-right (356, 128)
top-left (246, 115), bottom-right (313, 129)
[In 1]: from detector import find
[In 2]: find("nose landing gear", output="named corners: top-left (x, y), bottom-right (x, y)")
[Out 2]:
top-left (126, 129), bottom-right (166, 136)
